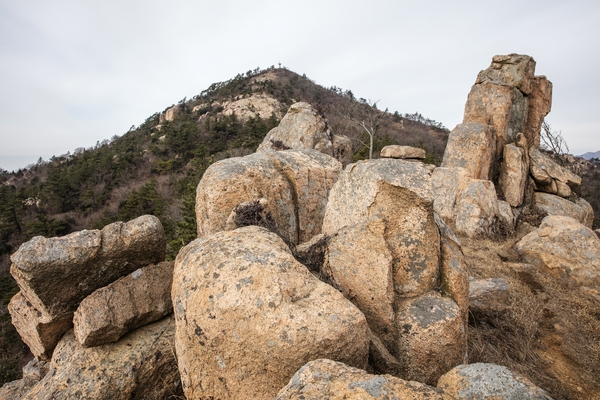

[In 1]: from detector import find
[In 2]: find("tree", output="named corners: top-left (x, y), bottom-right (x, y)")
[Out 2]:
top-left (541, 120), bottom-right (569, 156)
top-left (336, 97), bottom-right (385, 159)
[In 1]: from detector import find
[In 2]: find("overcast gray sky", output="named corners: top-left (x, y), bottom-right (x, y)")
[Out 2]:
top-left (1, 0), bottom-right (599, 171)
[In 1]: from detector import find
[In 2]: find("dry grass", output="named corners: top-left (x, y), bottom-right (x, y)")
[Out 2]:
top-left (460, 232), bottom-right (600, 400)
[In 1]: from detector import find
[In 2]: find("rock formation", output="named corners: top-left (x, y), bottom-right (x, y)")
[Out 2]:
top-left (380, 145), bottom-right (426, 160)
top-left (257, 102), bottom-right (353, 165)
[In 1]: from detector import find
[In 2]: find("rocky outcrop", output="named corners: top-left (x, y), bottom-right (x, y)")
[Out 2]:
top-left (441, 123), bottom-right (495, 180)
top-left (380, 145), bottom-right (426, 159)
top-left (73, 261), bottom-right (174, 347)
top-left (524, 76), bottom-right (553, 148)
top-left (220, 93), bottom-right (283, 121)
top-left (516, 216), bottom-right (600, 287)
top-left (275, 359), bottom-right (449, 400)
top-left (530, 148), bottom-right (581, 196)
top-left (257, 102), bottom-right (353, 165)
top-left (172, 226), bottom-right (369, 400)
top-left (10, 215), bottom-right (166, 320)
top-left (163, 105), bottom-right (181, 122)
top-left (21, 317), bottom-right (181, 400)
top-left (469, 278), bottom-right (510, 316)
top-left (431, 167), bottom-right (471, 223)
top-left (196, 149), bottom-right (342, 245)
top-left (8, 292), bottom-right (73, 360)
top-left (499, 142), bottom-right (528, 207)
top-left (475, 54), bottom-right (537, 95)
top-left (437, 363), bottom-right (553, 399)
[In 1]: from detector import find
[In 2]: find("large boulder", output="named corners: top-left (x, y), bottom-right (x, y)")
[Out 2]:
top-left (475, 53), bottom-right (536, 95)
top-left (322, 159), bottom-right (439, 298)
top-left (437, 363), bottom-right (553, 399)
top-left (454, 180), bottom-right (500, 237)
top-left (172, 226), bottom-right (369, 400)
top-left (275, 359), bottom-right (450, 400)
top-left (516, 216), bottom-right (600, 287)
top-left (499, 143), bottom-right (527, 207)
top-left (380, 145), bottom-right (426, 159)
top-left (441, 123), bottom-right (496, 180)
top-left (534, 192), bottom-right (594, 228)
top-left (21, 317), bottom-right (182, 400)
top-left (196, 149), bottom-right (342, 245)
top-left (257, 102), bottom-right (352, 165)
top-left (73, 261), bottom-right (174, 347)
top-left (529, 148), bottom-right (582, 191)
top-left (524, 76), bottom-right (553, 148)
top-left (395, 292), bottom-right (466, 386)
top-left (10, 215), bottom-right (166, 320)
top-left (8, 292), bottom-right (72, 360)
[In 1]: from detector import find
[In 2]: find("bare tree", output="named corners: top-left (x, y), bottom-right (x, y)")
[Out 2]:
top-left (335, 97), bottom-right (385, 159)
top-left (541, 120), bottom-right (569, 156)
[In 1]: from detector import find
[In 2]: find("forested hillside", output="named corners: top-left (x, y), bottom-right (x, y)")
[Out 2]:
top-left (0, 67), bottom-right (450, 380)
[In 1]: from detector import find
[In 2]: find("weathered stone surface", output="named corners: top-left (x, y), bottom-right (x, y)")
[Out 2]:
top-left (323, 159), bottom-right (439, 298)
top-left (368, 330), bottom-right (402, 376)
top-left (323, 218), bottom-right (396, 347)
top-left (396, 292), bottom-right (466, 385)
top-left (497, 200), bottom-right (516, 233)
top-left (172, 226), bottom-right (369, 400)
top-left (455, 180), bottom-right (499, 237)
top-left (534, 192), bottom-right (594, 228)
top-left (437, 363), bottom-right (553, 399)
top-left (164, 105), bottom-right (181, 122)
top-left (292, 233), bottom-right (328, 272)
top-left (73, 261), bottom-right (174, 347)
top-left (499, 143), bottom-right (527, 207)
top-left (0, 359), bottom-right (49, 400)
top-left (257, 102), bottom-right (352, 165)
top-left (435, 214), bottom-right (469, 325)
top-left (463, 83), bottom-right (527, 160)
top-left (196, 149), bottom-right (342, 245)
top-left (441, 123), bottom-right (496, 180)
top-left (469, 278), bottom-right (510, 316)
top-left (530, 148), bottom-right (582, 189)
top-left (8, 292), bottom-right (73, 360)
top-left (524, 76), bottom-right (553, 148)
top-left (10, 215), bottom-right (165, 320)
top-left (220, 93), bottom-right (283, 121)
top-left (275, 359), bottom-right (449, 400)
top-left (23, 317), bottom-right (182, 400)
top-left (555, 180), bottom-right (571, 198)
top-left (475, 54), bottom-right (537, 95)
top-left (432, 167), bottom-right (471, 223)
top-left (380, 145), bottom-right (426, 159)
top-left (516, 216), bottom-right (600, 287)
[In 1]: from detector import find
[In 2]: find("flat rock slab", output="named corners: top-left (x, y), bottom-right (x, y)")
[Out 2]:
top-left (275, 359), bottom-right (450, 400)
top-left (437, 363), bottom-right (553, 399)
top-left (380, 145), bottom-right (426, 159)
top-left (10, 215), bottom-right (166, 319)
top-left (21, 317), bottom-right (182, 400)
top-left (172, 226), bottom-right (369, 400)
top-left (74, 261), bottom-right (174, 347)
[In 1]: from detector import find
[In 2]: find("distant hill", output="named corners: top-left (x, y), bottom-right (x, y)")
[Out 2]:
top-left (578, 150), bottom-right (600, 160)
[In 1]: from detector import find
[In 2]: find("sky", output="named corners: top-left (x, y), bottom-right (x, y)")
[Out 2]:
top-left (1, 0), bottom-right (599, 172)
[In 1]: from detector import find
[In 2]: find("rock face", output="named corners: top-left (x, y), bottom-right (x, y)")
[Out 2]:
top-left (196, 149), bottom-right (342, 245)
top-left (257, 102), bottom-right (353, 165)
top-left (10, 215), bottom-right (166, 320)
top-left (475, 54), bottom-right (537, 95)
top-left (73, 261), bottom-right (174, 347)
top-left (437, 363), bottom-right (553, 399)
top-left (530, 148), bottom-right (581, 195)
top-left (454, 180), bottom-right (499, 237)
top-left (431, 167), bottom-right (471, 223)
top-left (275, 359), bottom-right (449, 400)
top-left (172, 226), bottom-right (369, 400)
top-left (219, 93), bottom-right (283, 121)
top-left (441, 123), bottom-right (495, 180)
top-left (380, 145), bottom-right (426, 159)
top-left (8, 292), bottom-right (73, 360)
top-left (516, 216), bottom-right (600, 287)
top-left (22, 317), bottom-right (182, 400)
top-left (534, 192), bottom-right (594, 228)
top-left (524, 76), bottom-right (553, 148)
top-left (164, 105), bottom-right (181, 122)
top-left (395, 292), bottom-right (466, 386)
